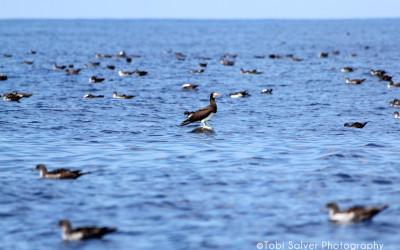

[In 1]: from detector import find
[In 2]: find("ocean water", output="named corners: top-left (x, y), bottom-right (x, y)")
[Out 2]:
top-left (0, 19), bottom-right (400, 250)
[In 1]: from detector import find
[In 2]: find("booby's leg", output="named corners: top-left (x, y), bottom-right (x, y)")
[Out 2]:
top-left (202, 121), bottom-right (212, 129)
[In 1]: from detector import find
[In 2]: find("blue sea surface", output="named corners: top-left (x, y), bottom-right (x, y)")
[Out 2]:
top-left (0, 19), bottom-right (400, 249)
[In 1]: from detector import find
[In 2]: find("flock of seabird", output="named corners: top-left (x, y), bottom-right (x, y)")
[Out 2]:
top-left (2, 46), bottom-right (394, 241)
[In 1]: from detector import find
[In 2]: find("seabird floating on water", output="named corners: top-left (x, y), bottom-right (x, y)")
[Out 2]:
top-left (33, 164), bottom-right (90, 179)
top-left (346, 78), bottom-right (365, 84)
top-left (370, 69), bottom-right (386, 76)
top-left (89, 76), bottom-right (105, 83)
top-left (229, 90), bottom-right (250, 98)
top-left (199, 62), bottom-right (207, 67)
top-left (135, 69), bottom-right (147, 76)
top-left (261, 89), bottom-right (273, 94)
top-left (341, 67), bottom-right (355, 72)
top-left (379, 75), bottom-right (392, 82)
top-left (318, 53), bottom-right (328, 58)
top-left (2, 92), bottom-right (23, 101)
top-left (83, 94), bottom-right (104, 99)
top-left (54, 63), bottom-right (66, 70)
top-left (394, 111), bottom-right (400, 119)
top-left (0, 74), bottom-right (7, 81)
top-left (190, 69), bottom-right (204, 73)
top-left (90, 62), bottom-right (100, 67)
top-left (181, 83), bottom-right (198, 90)
top-left (118, 69), bottom-right (134, 76)
top-left (344, 122), bottom-right (368, 128)
top-left (220, 59), bottom-right (234, 66)
top-left (388, 81), bottom-right (400, 88)
top-left (24, 61), bottom-right (34, 65)
top-left (389, 99), bottom-right (400, 107)
top-left (325, 203), bottom-right (388, 223)
top-left (107, 65), bottom-right (115, 70)
top-left (292, 58), bottom-right (303, 62)
top-left (113, 91), bottom-right (135, 99)
top-left (179, 92), bottom-right (220, 129)
top-left (58, 220), bottom-right (117, 241)
top-left (269, 54), bottom-right (282, 59)
top-left (65, 69), bottom-right (81, 75)
top-left (240, 68), bottom-right (262, 74)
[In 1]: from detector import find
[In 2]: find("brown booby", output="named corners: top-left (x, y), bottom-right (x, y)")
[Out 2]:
top-left (325, 203), bottom-right (388, 223)
top-left (181, 84), bottom-right (198, 90)
top-left (388, 81), bottom-right (400, 88)
top-left (261, 89), bottom-right (273, 94)
top-left (65, 69), bottom-right (81, 75)
top-left (346, 78), bottom-right (365, 84)
top-left (341, 67), bottom-right (355, 72)
top-left (189, 69), bottom-right (204, 73)
top-left (199, 62), bottom-right (207, 67)
top-left (370, 69), bottom-right (386, 76)
top-left (390, 99), bottom-right (400, 107)
top-left (240, 68), bottom-right (262, 74)
top-left (58, 220), bottom-right (117, 241)
top-left (90, 62), bottom-right (100, 67)
top-left (118, 69), bottom-right (134, 76)
top-left (379, 75), bottom-right (392, 82)
top-left (344, 122), bottom-right (368, 128)
top-left (291, 58), bottom-right (303, 62)
top-left (0, 74), bottom-right (7, 81)
top-left (179, 92), bottom-right (220, 129)
top-left (33, 164), bottom-right (90, 179)
top-left (107, 65), bottom-right (115, 70)
top-left (394, 111), bottom-right (400, 119)
top-left (113, 91), bottom-right (135, 99)
top-left (83, 94), bottom-right (104, 99)
top-left (135, 69), bottom-right (148, 76)
top-left (89, 76), bottom-right (105, 83)
top-left (2, 92), bottom-right (23, 101)
top-left (220, 59), bottom-right (234, 66)
top-left (54, 63), bottom-right (66, 70)
top-left (318, 52), bottom-right (329, 58)
top-left (229, 90), bottom-right (250, 98)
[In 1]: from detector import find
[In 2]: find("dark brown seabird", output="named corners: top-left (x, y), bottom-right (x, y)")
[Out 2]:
top-left (345, 78), bottom-right (365, 84)
top-left (325, 203), bottom-right (388, 223)
top-left (181, 83), bottom-right (198, 90)
top-left (89, 76), bottom-right (105, 83)
top-left (135, 69), bottom-right (148, 76)
top-left (229, 90), bottom-right (250, 98)
top-left (58, 220), bottom-right (117, 241)
top-left (180, 92), bottom-right (220, 129)
top-left (0, 74), bottom-right (8, 81)
top-left (113, 91), bottom-right (135, 99)
top-left (83, 94), bottom-right (104, 99)
top-left (33, 164), bottom-right (90, 179)
top-left (344, 122), bottom-right (368, 128)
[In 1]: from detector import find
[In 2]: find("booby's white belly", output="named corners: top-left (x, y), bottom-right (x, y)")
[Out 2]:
top-left (330, 212), bottom-right (355, 223)
top-left (63, 232), bottom-right (84, 241)
top-left (201, 112), bottom-right (215, 123)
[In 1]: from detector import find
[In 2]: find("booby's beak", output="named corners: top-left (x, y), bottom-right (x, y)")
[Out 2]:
top-left (215, 93), bottom-right (221, 97)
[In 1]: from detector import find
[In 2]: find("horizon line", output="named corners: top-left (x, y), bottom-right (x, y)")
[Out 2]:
top-left (1, 17), bottom-right (400, 21)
